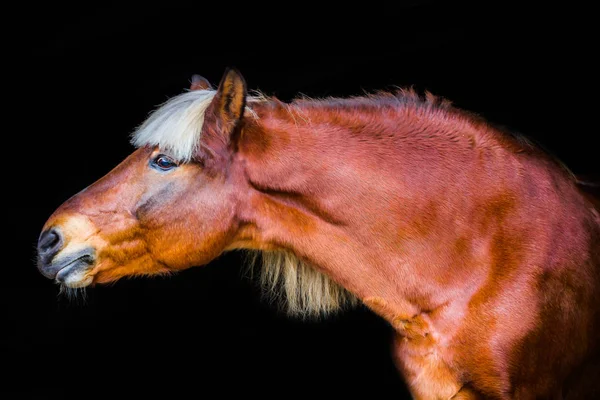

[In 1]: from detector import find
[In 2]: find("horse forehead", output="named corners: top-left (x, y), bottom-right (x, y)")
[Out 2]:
top-left (99, 146), bottom-right (155, 179)
top-left (125, 146), bottom-right (155, 164)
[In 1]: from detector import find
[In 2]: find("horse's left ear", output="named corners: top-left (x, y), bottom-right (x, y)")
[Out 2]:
top-left (208, 68), bottom-right (247, 134)
top-left (190, 74), bottom-right (213, 91)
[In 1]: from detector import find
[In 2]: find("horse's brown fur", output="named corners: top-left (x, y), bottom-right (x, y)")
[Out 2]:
top-left (39, 69), bottom-right (600, 399)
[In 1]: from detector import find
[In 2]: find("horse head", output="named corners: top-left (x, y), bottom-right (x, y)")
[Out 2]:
top-left (37, 69), bottom-right (250, 288)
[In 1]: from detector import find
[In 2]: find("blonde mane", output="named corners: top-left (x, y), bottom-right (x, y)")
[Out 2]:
top-left (132, 89), bottom-right (358, 318)
top-left (248, 251), bottom-right (358, 318)
top-left (132, 89), bottom-right (216, 162)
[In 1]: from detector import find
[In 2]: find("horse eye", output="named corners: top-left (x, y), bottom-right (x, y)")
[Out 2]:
top-left (151, 154), bottom-right (178, 171)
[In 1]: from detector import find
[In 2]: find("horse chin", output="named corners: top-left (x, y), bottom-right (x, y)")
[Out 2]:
top-left (58, 269), bottom-right (94, 288)
top-left (54, 252), bottom-right (95, 288)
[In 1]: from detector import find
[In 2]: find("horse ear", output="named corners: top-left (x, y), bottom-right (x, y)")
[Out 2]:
top-left (190, 74), bottom-right (212, 91)
top-left (197, 68), bottom-right (247, 163)
top-left (209, 68), bottom-right (247, 131)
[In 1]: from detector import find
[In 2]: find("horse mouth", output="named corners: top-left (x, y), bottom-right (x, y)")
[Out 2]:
top-left (54, 251), bottom-right (96, 288)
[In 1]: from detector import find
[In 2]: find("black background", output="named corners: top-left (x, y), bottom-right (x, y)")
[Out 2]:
top-left (5, 2), bottom-right (597, 398)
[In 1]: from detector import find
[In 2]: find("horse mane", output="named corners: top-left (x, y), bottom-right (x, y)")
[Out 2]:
top-left (131, 85), bottom-right (560, 165)
top-left (131, 89), bottom-right (262, 162)
top-left (247, 250), bottom-right (358, 318)
top-left (132, 89), bottom-right (216, 162)
top-left (131, 85), bottom-right (580, 318)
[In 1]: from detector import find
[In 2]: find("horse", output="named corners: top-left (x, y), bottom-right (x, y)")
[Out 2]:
top-left (36, 68), bottom-right (599, 399)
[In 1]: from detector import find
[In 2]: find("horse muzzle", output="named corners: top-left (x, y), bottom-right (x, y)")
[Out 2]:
top-left (37, 215), bottom-right (101, 287)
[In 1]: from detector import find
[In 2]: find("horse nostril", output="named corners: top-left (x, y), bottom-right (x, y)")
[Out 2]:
top-left (38, 228), bottom-right (63, 259)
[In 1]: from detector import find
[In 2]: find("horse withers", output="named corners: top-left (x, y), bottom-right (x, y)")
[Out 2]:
top-left (37, 69), bottom-right (600, 399)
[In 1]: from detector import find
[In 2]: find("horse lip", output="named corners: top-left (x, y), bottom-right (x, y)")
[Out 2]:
top-left (54, 252), bottom-right (95, 283)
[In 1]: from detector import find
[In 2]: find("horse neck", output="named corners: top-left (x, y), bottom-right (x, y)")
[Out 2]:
top-left (233, 98), bottom-right (592, 319)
